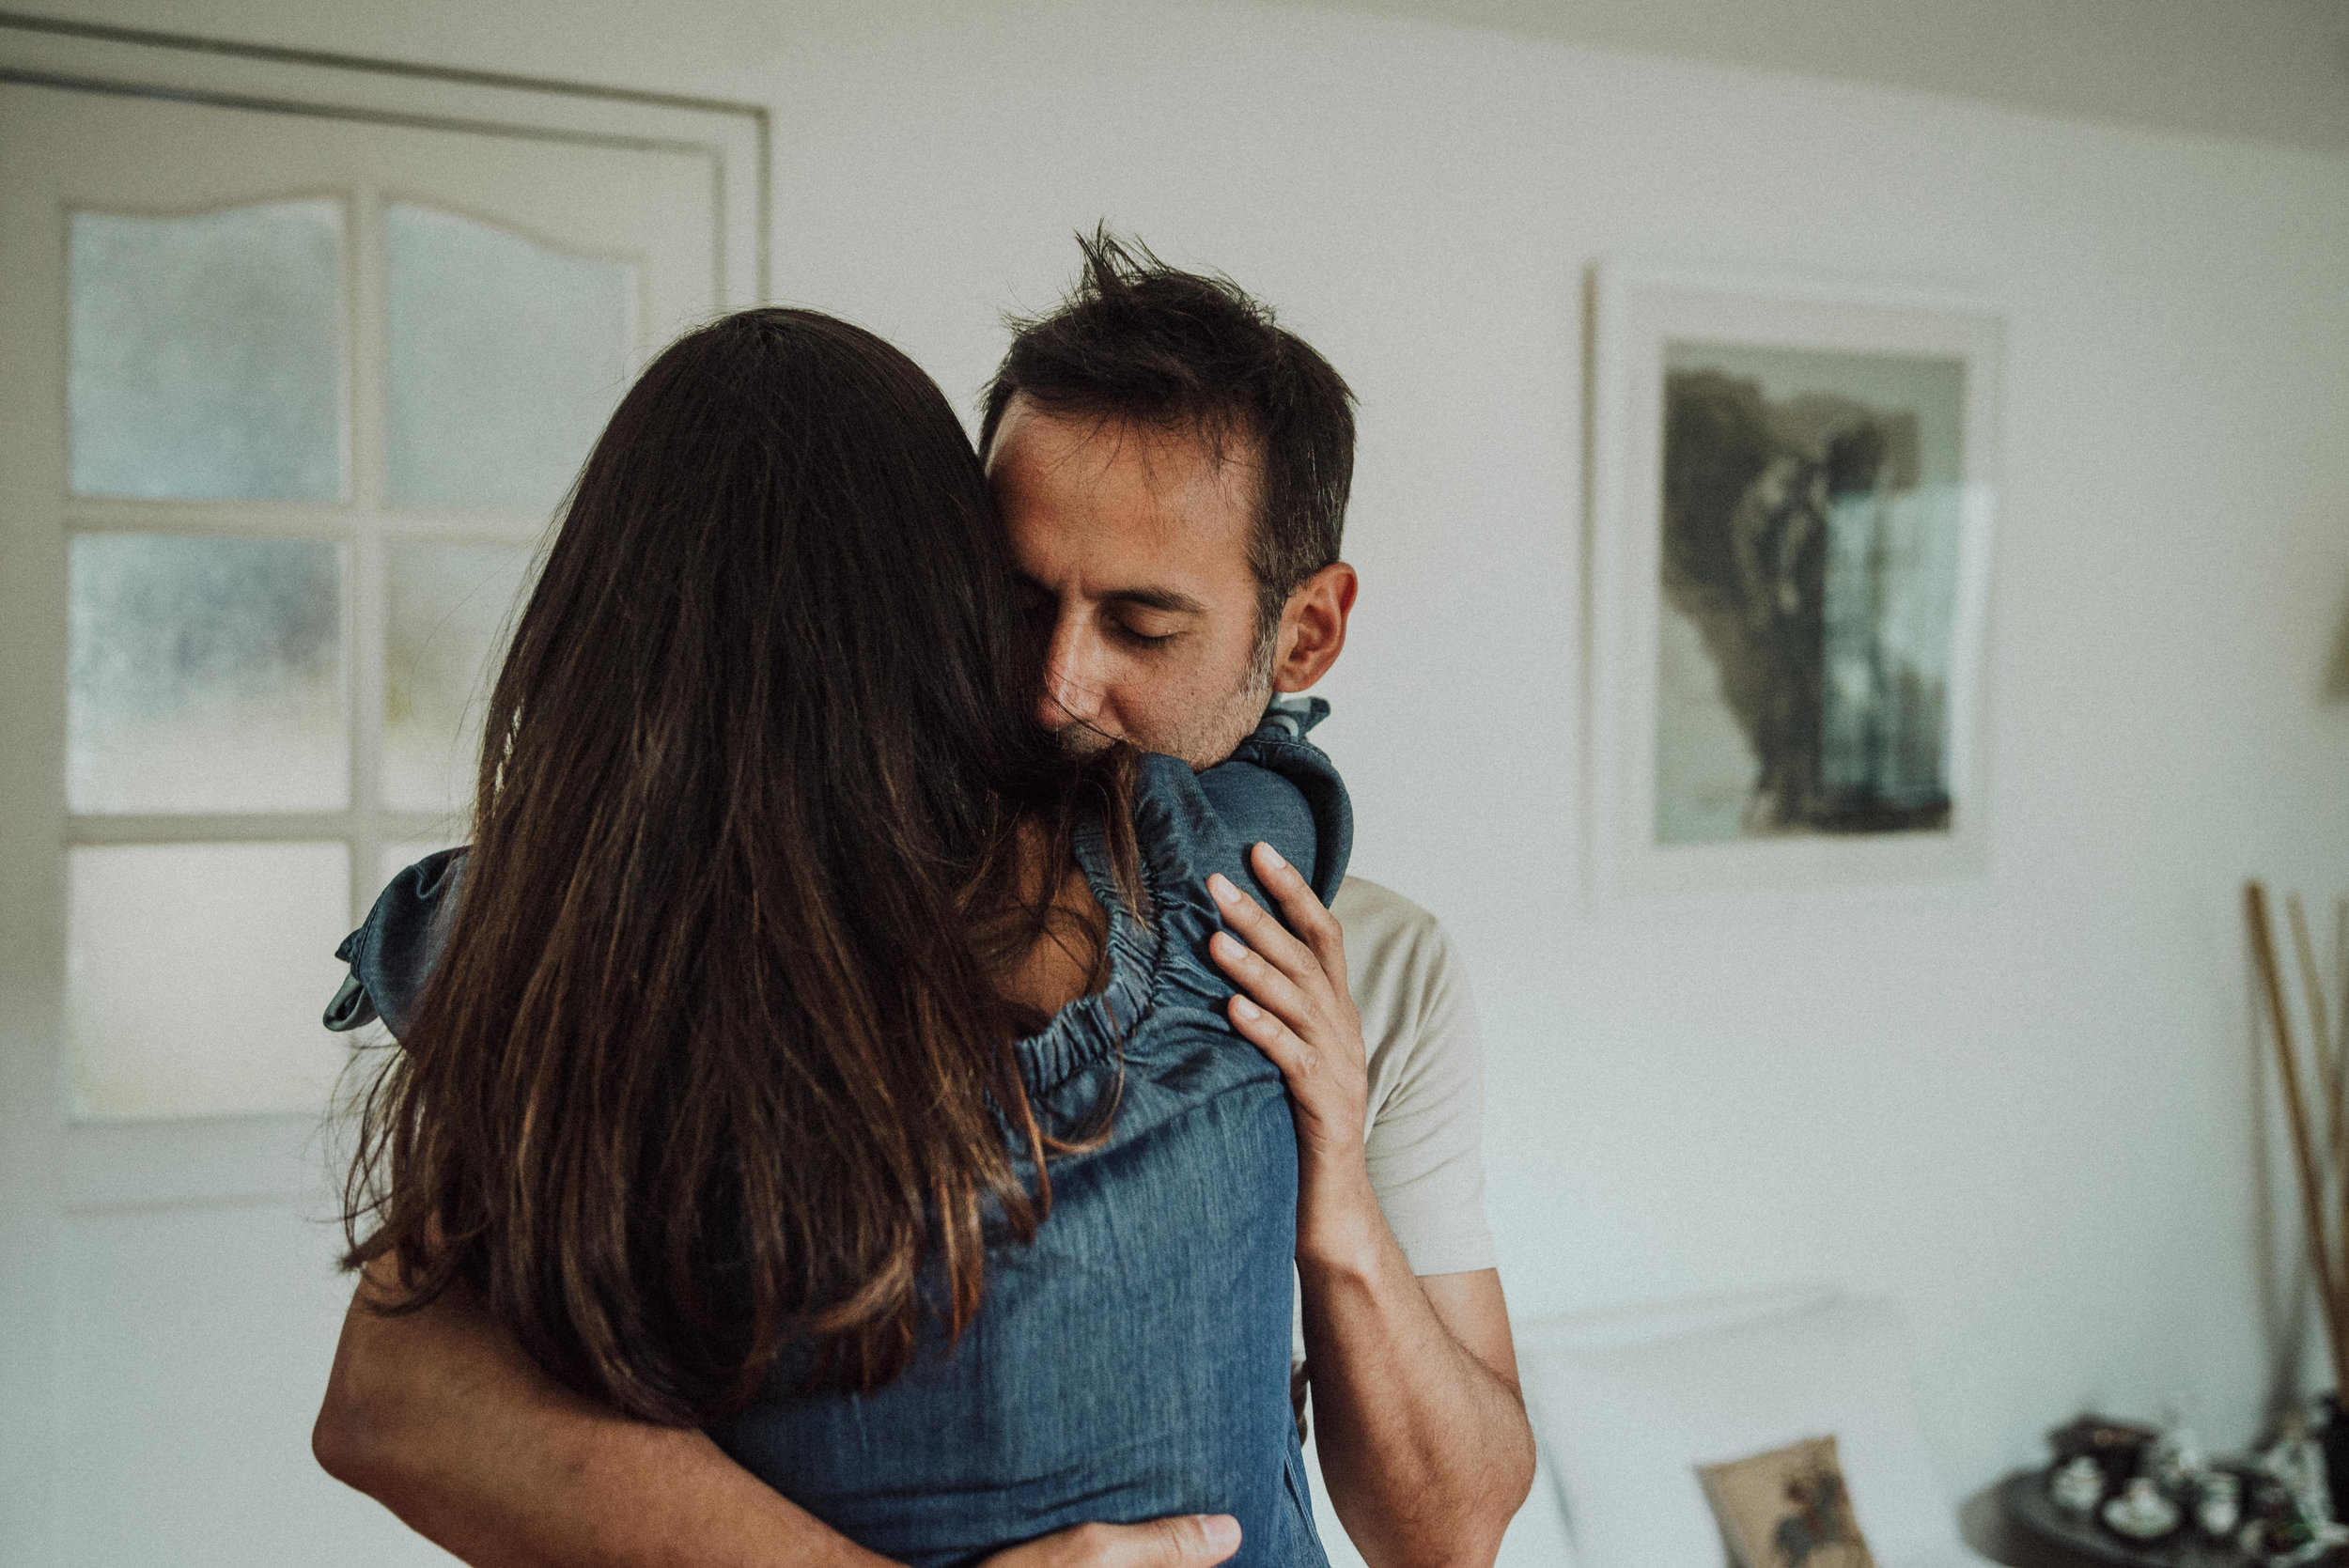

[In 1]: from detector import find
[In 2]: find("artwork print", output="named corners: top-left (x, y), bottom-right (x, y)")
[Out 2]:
top-left (1654, 344), bottom-right (1968, 846)
top-left (1698, 1435), bottom-right (1877, 1568)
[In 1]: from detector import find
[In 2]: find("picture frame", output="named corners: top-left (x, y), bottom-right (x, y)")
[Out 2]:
top-left (1585, 261), bottom-right (2002, 899)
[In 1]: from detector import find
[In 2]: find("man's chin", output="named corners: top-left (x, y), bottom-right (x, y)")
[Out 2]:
top-left (1051, 724), bottom-right (1118, 758)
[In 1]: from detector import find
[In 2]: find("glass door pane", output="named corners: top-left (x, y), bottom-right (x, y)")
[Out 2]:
top-left (67, 842), bottom-right (351, 1119)
top-left (384, 541), bottom-right (536, 817)
top-left (68, 534), bottom-right (349, 815)
top-left (384, 202), bottom-right (637, 514)
top-left (69, 199), bottom-right (348, 503)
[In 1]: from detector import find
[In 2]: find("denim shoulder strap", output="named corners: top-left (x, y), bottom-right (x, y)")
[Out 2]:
top-left (324, 846), bottom-right (465, 1039)
top-left (1195, 699), bottom-right (1352, 908)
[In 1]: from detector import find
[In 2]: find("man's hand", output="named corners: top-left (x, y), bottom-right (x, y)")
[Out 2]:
top-left (1206, 846), bottom-right (1380, 1267)
top-left (981, 1516), bottom-right (1240, 1568)
top-left (1206, 848), bottom-right (1534, 1568)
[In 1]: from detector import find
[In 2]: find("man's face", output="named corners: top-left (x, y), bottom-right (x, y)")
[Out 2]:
top-left (988, 395), bottom-right (1272, 768)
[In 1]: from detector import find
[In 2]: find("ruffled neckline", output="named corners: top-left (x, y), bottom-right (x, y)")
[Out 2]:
top-left (1008, 764), bottom-right (1200, 1098)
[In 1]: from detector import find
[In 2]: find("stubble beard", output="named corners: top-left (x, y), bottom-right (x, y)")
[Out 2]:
top-left (1051, 620), bottom-right (1278, 769)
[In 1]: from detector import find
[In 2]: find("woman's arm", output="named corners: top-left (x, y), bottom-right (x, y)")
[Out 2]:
top-left (315, 1265), bottom-right (1244, 1568)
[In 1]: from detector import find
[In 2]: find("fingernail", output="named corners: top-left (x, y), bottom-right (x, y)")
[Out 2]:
top-left (1231, 994), bottom-right (1261, 1020)
top-left (1200, 1515), bottom-right (1241, 1551)
top-left (1255, 843), bottom-right (1287, 871)
top-left (1206, 872), bottom-right (1237, 903)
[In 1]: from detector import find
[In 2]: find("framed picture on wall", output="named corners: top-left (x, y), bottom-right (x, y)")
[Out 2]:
top-left (1585, 262), bottom-right (2002, 898)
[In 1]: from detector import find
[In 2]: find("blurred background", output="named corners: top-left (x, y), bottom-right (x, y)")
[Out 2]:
top-left (2, 1), bottom-right (2346, 1563)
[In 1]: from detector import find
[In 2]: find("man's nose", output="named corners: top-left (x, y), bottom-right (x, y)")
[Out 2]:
top-left (1038, 619), bottom-right (1104, 728)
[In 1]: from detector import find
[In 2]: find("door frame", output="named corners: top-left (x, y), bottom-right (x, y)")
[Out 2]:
top-left (0, 9), bottom-right (770, 308)
top-left (0, 21), bottom-right (768, 1562)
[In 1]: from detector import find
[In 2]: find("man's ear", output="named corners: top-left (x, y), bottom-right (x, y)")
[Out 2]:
top-left (1272, 563), bottom-right (1357, 693)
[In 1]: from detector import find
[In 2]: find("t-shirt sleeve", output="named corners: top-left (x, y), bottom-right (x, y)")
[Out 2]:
top-left (1336, 878), bottom-right (1498, 1278)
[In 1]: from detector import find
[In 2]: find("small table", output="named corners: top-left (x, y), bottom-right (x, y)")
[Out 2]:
top-left (1999, 1471), bottom-right (2275, 1568)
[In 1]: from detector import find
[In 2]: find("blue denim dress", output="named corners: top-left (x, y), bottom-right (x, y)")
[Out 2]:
top-left (327, 706), bottom-right (1349, 1568)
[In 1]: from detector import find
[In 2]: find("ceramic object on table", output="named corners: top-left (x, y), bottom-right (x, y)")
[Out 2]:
top-left (2264, 1411), bottom-right (2339, 1529)
top-left (2102, 1477), bottom-right (2182, 1542)
top-left (2195, 1468), bottom-right (2241, 1537)
top-left (2050, 1415), bottom-right (2158, 1495)
top-left (2242, 1456), bottom-right (2349, 1568)
top-left (2145, 1423), bottom-right (2206, 1498)
top-left (2048, 1454), bottom-right (2107, 1514)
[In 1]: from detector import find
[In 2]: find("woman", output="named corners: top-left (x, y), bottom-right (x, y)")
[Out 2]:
top-left (333, 309), bottom-right (1342, 1566)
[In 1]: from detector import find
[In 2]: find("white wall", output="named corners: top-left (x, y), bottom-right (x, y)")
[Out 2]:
top-left (1279, 0), bottom-right (2349, 158)
top-left (34, 0), bottom-right (2349, 1537)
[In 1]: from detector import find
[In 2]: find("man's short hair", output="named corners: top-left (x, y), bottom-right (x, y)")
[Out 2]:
top-left (979, 227), bottom-right (1357, 643)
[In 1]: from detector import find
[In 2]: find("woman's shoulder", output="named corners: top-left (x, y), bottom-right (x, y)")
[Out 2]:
top-left (1128, 698), bottom-right (1352, 913)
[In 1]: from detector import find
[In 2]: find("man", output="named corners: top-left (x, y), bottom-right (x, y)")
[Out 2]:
top-left (314, 233), bottom-right (1533, 1568)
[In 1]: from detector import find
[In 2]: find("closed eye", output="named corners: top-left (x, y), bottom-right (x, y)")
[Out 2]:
top-left (1111, 620), bottom-right (1177, 647)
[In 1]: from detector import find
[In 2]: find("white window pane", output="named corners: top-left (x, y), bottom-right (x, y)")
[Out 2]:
top-left (68, 843), bottom-right (351, 1120)
top-left (385, 202), bottom-right (635, 514)
top-left (384, 543), bottom-right (534, 816)
top-left (69, 199), bottom-right (347, 503)
top-left (69, 534), bottom-right (349, 815)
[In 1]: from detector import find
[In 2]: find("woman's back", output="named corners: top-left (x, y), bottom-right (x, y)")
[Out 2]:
top-left (714, 745), bottom-right (1338, 1566)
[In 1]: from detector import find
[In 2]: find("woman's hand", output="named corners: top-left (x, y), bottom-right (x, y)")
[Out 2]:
top-left (1206, 846), bottom-right (1380, 1268)
top-left (978, 1515), bottom-right (1240, 1568)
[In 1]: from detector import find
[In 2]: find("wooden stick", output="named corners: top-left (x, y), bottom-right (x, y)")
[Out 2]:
top-left (2248, 880), bottom-right (2348, 1388)
top-left (2291, 894), bottom-right (2337, 1155)
top-left (2291, 893), bottom-right (2349, 1371)
top-left (2336, 896), bottom-right (2348, 1087)
top-left (2336, 897), bottom-right (2348, 1335)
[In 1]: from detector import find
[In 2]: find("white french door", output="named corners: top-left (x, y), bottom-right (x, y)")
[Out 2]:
top-left (1, 61), bottom-right (735, 1566)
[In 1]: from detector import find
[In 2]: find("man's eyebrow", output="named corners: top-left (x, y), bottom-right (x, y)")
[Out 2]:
top-left (1011, 574), bottom-right (1206, 615)
top-left (1103, 587), bottom-right (1206, 614)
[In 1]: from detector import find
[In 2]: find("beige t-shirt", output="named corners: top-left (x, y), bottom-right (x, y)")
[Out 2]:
top-left (1291, 875), bottom-right (1496, 1364)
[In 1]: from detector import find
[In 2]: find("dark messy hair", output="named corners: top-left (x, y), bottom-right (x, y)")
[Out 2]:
top-left (978, 226), bottom-right (1357, 644)
top-left (342, 308), bottom-right (1141, 1425)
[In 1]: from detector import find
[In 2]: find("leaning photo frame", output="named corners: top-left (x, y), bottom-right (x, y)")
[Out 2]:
top-left (1585, 262), bottom-right (2002, 900)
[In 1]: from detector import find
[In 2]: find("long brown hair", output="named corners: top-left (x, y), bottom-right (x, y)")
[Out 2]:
top-left (342, 309), bottom-right (1139, 1425)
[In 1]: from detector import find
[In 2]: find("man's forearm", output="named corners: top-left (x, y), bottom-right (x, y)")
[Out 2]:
top-left (1200, 857), bottom-right (1533, 1568)
top-left (1298, 1180), bottom-right (1533, 1568)
top-left (314, 1272), bottom-right (890, 1568)
top-left (318, 1270), bottom-right (1255, 1568)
